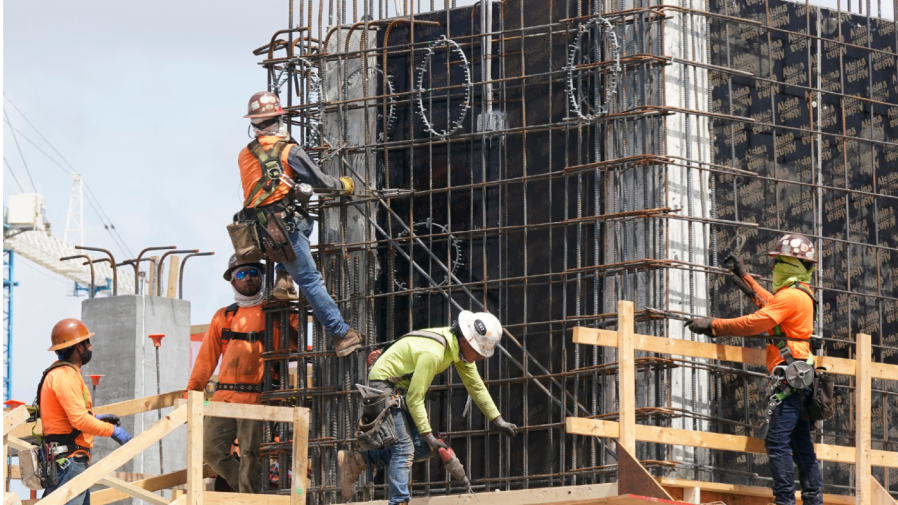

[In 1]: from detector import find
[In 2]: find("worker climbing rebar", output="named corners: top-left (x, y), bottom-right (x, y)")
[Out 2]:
top-left (229, 90), bottom-right (363, 357)
top-left (686, 233), bottom-right (826, 505)
top-left (185, 255), bottom-right (299, 494)
top-left (338, 311), bottom-right (518, 505)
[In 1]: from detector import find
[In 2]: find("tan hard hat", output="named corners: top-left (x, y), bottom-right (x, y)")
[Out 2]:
top-left (223, 254), bottom-right (265, 281)
top-left (767, 233), bottom-right (817, 263)
top-left (244, 91), bottom-right (286, 120)
top-left (48, 318), bottom-right (95, 352)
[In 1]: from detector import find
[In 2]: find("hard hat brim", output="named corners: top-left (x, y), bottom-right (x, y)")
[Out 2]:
top-left (48, 332), bottom-right (95, 352)
top-left (244, 109), bottom-right (287, 119)
top-left (767, 251), bottom-right (817, 263)
top-left (223, 262), bottom-right (265, 281)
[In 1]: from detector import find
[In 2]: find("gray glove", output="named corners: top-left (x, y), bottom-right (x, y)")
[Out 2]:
top-left (492, 416), bottom-right (517, 438)
top-left (686, 317), bottom-right (715, 337)
top-left (723, 252), bottom-right (747, 278)
top-left (421, 432), bottom-right (449, 451)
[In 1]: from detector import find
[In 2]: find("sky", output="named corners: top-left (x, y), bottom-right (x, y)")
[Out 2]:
top-left (1, 0), bottom-right (894, 479)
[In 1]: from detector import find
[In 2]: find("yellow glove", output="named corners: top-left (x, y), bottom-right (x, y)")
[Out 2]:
top-left (339, 176), bottom-right (355, 195)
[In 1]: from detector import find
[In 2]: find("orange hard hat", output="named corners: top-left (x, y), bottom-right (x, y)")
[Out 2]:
top-left (244, 91), bottom-right (286, 120)
top-left (48, 318), bottom-right (95, 352)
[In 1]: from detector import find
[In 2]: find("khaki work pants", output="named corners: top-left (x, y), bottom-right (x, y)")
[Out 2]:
top-left (203, 415), bottom-right (263, 493)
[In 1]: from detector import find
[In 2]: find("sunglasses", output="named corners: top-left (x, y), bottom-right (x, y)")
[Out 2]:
top-left (235, 268), bottom-right (261, 280)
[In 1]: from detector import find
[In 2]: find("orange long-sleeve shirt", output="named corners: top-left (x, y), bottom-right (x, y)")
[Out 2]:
top-left (712, 274), bottom-right (813, 372)
top-left (186, 304), bottom-right (298, 404)
top-left (239, 136), bottom-right (297, 207)
top-left (40, 363), bottom-right (114, 452)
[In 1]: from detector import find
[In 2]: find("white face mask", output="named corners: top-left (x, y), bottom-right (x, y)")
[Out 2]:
top-left (252, 118), bottom-right (288, 140)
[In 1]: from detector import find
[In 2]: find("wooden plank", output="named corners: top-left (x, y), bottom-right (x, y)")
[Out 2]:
top-left (6, 465), bottom-right (153, 483)
top-left (6, 435), bottom-right (33, 451)
top-left (205, 483), bottom-right (622, 505)
top-left (4, 492), bottom-right (22, 505)
top-left (171, 495), bottom-right (187, 505)
top-left (856, 333), bottom-right (872, 505)
top-left (871, 477), bottom-right (897, 505)
top-left (567, 417), bottom-right (896, 467)
top-left (4, 406), bottom-right (29, 434)
top-left (572, 327), bottom-right (898, 380)
top-left (166, 256), bottom-right (180, 298)
top-left (291, 407), bottom-right (310, 505)
top-left (201, 400), bottom-right (294, 423)
top-left (186, 391), bottom-right (204, 505)
top-left (91, 467), bottom-right (215, 505)
top-left (98, 475), bottom-right (172, 505)
top-left (618, 301), bottom-right (637, 455)
top-left (617, 443), bottom-right (672, 500)
top-left (36, 404), bottom-right (187, 505)
top-left (657, 476), bottom-right (855, 505)
top-left (190, 324), bottom-right (210, 335)
top-left (681, 487), bottom-right (700, 504)
top-left (10, 390), bottom-right (183, 439)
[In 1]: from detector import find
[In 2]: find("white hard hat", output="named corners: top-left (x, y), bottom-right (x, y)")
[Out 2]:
top-left (457, 310), bottom-right (502, 358)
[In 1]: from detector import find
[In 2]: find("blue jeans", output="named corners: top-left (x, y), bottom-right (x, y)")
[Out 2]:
top-left (42, 456), bottom-right (90, 505)
top-left (366, 409), bottom-right (436, 505)
top-left (275, 216), bottom-right (349, 337)
top-left (764, 390), bottom-right (823, 505)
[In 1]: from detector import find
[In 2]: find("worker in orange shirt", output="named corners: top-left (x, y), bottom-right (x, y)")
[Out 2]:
top-left (235, 90), bottom-right (362, 358)
top-left (686, 233), bottom-right (823, 505)
top-left (186, 255), bottom-right (299, 493)
top-left (38, 319), bottom-right (132, 505)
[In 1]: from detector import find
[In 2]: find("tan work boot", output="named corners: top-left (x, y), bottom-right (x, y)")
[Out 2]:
top-left (338, 450), bottom-right (367, 500)
top-left (272, 271), bottom-right (298, 300)
top-left (333, 328), bottom-right (364, 357)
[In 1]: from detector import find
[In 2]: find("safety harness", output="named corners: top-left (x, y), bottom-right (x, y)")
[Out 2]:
top-left (368, 330), bottom-right (449, 385)
top-left (243, 139), bottom-right (292, 225)
top-left (758, 282), bottom-right (818, 439)
top-left (33, 361), bottom-right (92, 459)
top-left (214, 303), bottom-right (264, 394)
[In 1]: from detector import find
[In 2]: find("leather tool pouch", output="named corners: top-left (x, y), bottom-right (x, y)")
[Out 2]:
top-left (803, 367), bottom-right (835, 421)
top-left (19, 445), bottom-right (47, 490)
top-left (356, 397), bottom-right (399, 451)
top-left (259, 211), bottom-right (296, 263)
top-left (227, 219), bottom-right (264, 263)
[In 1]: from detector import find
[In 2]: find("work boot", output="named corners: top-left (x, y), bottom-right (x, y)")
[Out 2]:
top-left (333, 328), bottom-right (364, 357)
top-left (272, 271), bottom-right (299, 300)
top-left (338, 450), bottom-right (367, 500)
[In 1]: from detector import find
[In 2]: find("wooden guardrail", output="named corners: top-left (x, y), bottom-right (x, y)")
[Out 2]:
top-left (3, 391), bottom-right (309, 505)
top-left (567, 301), bottom-right (898, 505)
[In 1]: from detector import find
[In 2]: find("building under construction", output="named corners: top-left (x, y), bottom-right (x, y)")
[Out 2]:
top-left (242, 0), bottom-right (898, 501)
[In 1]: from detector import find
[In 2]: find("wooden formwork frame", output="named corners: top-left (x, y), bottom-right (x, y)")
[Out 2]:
top-left (3, 391), bottom-right (310, 505)
top-left (567, 300), bottom-right (898, 505)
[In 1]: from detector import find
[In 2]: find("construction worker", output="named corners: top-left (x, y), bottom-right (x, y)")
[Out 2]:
top-left (186, 255), bottom-right (299, 493)
top-left (39, 319), bottom-right (132, 505)
top-left (338, 311), bottom-right (518, 505)
top-left (686, 233), bottom-right (822, 505)
top-left (238, 90), bottom-right (363, 357)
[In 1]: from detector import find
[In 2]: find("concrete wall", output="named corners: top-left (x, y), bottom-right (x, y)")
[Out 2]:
top-left (81, 295), bottom-right (190, 484)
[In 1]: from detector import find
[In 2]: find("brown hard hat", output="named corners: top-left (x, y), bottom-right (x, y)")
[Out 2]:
top-left (223, 254), bottom-right (265, 281)
top-left (244, 91), bottom-right (286, 120)
top-left (768, 233), bottom-right (817, 263)
top-left (49, 318), bottom-right (95, 352)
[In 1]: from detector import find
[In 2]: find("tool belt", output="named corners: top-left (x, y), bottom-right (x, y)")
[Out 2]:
top-left (216, 382), bottom-right (262, 393)
top-left (227, 199), bottom-right (300, 264)
top-left (355, 383), bottom-right (403, 451)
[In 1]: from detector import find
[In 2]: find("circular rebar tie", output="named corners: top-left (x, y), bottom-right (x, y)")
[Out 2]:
top-left (393, 220), bottom-right (464, 291)
top-left (566, 17), bottom-right (622, 121)
top-left (414, 35), bottom-right (473, 138)
top-left (342, 64), bottom-right (397, 142)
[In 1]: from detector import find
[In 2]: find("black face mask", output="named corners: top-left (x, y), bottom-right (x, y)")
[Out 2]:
top-left (79, 344), bottom-right (93, 366)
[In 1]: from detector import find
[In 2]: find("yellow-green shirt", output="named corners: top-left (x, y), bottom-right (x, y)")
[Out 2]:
top-left (369, 327), bottom-right (501, 434)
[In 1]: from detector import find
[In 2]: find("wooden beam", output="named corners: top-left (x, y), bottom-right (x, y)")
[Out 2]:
top-left (186, 391), bottom-right (204, 505)
top-left (91, 467), bottom-right (216, 505)
top-left (205, 483), bottom-right (621, 505)
top-left (36, 404), bottom-right (187, 505)
top-left (291, 407), bottom-right (310, 505)
top-left (617, 443), bottom-right (672, 500)
top-left (618, 300), bottom-right (636, 455)
top-left (202, 400), bottom-right (294, 423)
top-left (4, 406), bottom-right (29, 434)
top-left (657, 476), bottom-right (855, 505)
top-left (166, 256), bottom-right (180, 298)
top-left (572, 327), bottom-right (898, 380)
top-left (171, 495), bottom-right (187, 505)
top-left (6, 435), bottom-right (33, 452)
top-left (681, 487), bottom-right (700, 504)
top-left (856, 333), bottom-right (872, 505)
top-left (10, 390), bottom-right (184, 439)
top-left (98, 475), bottom-right (172, 505)
top-left (4, 492), bottom-right (22, 505)
top-left (871, 477), bottom-right (897, 505)
top-left (566, 417), bottom-right (898, 468)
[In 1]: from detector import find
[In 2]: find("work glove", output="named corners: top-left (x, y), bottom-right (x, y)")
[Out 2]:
top-left (723, 253), bottom-right (747, 278)
top-left (95, 414), bottom-right (121, 426)
top-left (421, 432), bottom-right (450, 451)
top-left (339, 176), bottom-right (355, 195)
top-left (492, 416), bottom-right (517, 438)
top-left (110, 426), bottom-right (132, 446)
top-left (686, 317), bottom-right (715, 337)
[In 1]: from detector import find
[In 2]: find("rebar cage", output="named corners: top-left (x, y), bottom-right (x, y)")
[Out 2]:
top-left (253, 0), bottom-right (898, 502)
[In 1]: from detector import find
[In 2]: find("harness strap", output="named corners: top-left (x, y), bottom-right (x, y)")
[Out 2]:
top-left (244, 140), bottom-right (291, 224)
top-left (381, 331), bottom-right (449, 384)
top-left (34, 361), bottom-right (87, 442)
